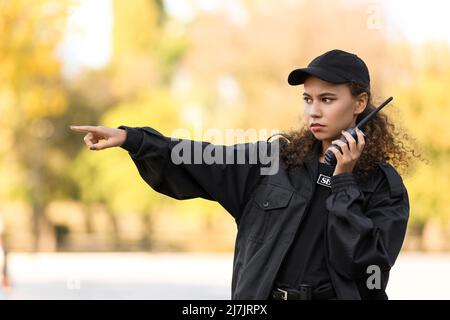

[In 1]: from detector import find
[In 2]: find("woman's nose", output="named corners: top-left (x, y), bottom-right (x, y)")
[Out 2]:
top-left (309, 103), bottom-right (322, 116)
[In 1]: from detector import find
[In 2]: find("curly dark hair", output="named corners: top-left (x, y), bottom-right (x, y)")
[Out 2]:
top-left (274, 81), bottom-right (428, 180)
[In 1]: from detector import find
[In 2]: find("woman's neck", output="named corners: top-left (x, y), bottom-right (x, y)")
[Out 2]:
top-left (318, 140), bottom-right (332, 163)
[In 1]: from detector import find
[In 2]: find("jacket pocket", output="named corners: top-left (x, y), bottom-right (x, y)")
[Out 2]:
top-left (248, 184), bottom-right (294, 242)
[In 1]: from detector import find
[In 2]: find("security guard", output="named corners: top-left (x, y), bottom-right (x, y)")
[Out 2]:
top-left (71, 49), bottom-right (409, 300)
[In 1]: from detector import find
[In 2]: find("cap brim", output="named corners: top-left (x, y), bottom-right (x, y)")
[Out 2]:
top-left (288, 66), bottom-right (348, 86)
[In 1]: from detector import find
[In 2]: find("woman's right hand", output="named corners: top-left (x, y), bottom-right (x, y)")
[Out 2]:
top-left (70, 125), bottom-right (127, 151)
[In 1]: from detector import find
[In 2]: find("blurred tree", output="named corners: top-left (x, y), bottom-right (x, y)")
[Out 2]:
top-left (111, 0), bottom-right (188, 95)
top-left (68, 1), bottom-right (192, 250)
top-left (112, 0), bottom-right (160, 58)
top-left (0, 0), bottom-right (71, 251)
top-left (70, 89), bottom-right (183, 250)
top-left (389, 44), bottom-right (450, 244)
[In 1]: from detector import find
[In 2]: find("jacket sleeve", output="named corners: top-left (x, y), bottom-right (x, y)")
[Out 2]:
top-left (325, 165), bottom-right (410, 279)
top-left (117, 125), bottom-right (273, 222)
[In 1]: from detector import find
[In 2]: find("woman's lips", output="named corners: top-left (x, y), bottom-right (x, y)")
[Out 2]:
top-left (311, 124), bottom-right (325, 132)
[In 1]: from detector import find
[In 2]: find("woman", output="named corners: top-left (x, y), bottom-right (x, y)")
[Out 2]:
top-left (71, 49), bottom-right (420, 300)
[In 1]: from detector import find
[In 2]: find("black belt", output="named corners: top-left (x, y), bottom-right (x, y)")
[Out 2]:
top-left (272, 284), bottom-right (336, 300)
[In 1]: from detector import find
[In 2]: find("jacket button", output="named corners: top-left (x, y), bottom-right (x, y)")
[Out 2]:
top-left (263, 201), bottom-right (269, 208)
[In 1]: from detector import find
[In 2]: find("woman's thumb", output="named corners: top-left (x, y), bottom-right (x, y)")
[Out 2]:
top-left (90, 139), bottom-right (114, 151)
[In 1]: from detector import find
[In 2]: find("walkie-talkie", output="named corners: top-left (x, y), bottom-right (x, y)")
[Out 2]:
top-left (324, 96), bottom-right (394, 166)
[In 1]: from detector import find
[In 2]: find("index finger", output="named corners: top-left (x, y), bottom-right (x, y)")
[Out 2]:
top-left (70, 125), bottom-right (100, 133)
top-left (355, 128), bottom-right (366, 145)
top-left (341, 130), bottom-right (356, 143)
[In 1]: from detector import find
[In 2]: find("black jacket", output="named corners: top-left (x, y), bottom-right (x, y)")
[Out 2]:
top-left (118, 125), bottom-right (410, 300)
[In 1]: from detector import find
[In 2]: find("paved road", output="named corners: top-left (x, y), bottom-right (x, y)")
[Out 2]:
top-left (1, 252), bottom-right (449, 300)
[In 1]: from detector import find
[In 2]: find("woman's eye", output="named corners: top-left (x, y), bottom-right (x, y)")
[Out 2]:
top-left (303, 97), bottom-right (312, 103)
top-left (323, 98), bottom-right (333, 103)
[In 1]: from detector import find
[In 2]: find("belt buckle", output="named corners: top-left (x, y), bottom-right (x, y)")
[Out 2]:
top-left (277, 288), bottom-right (288, 300)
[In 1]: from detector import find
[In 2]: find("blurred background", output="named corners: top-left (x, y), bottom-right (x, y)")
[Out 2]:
top-left (0, 0), bottom-right (449, 299)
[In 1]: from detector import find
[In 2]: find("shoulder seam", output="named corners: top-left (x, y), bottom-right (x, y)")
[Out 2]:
top-left (377, 163), bottom-right (404, 197)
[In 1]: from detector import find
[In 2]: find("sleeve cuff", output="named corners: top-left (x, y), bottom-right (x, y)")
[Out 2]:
top-left (330, 172), bottom-right (358, 193)
top-left (117, 125), bottom-right (143, 154)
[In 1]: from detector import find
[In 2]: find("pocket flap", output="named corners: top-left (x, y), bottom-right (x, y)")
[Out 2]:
top-left (254, 186), bottom-right (294, 210)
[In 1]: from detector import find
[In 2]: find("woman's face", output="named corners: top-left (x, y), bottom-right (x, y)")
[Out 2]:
top-left (302, 76), bottom-right (367, 142)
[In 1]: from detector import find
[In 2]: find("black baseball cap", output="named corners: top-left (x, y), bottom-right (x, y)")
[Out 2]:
top-left (288, 49), bottom-right (370, 87)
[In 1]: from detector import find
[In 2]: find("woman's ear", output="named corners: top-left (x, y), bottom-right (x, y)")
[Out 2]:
top-left (354, 92), bottom-right (369, 115)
